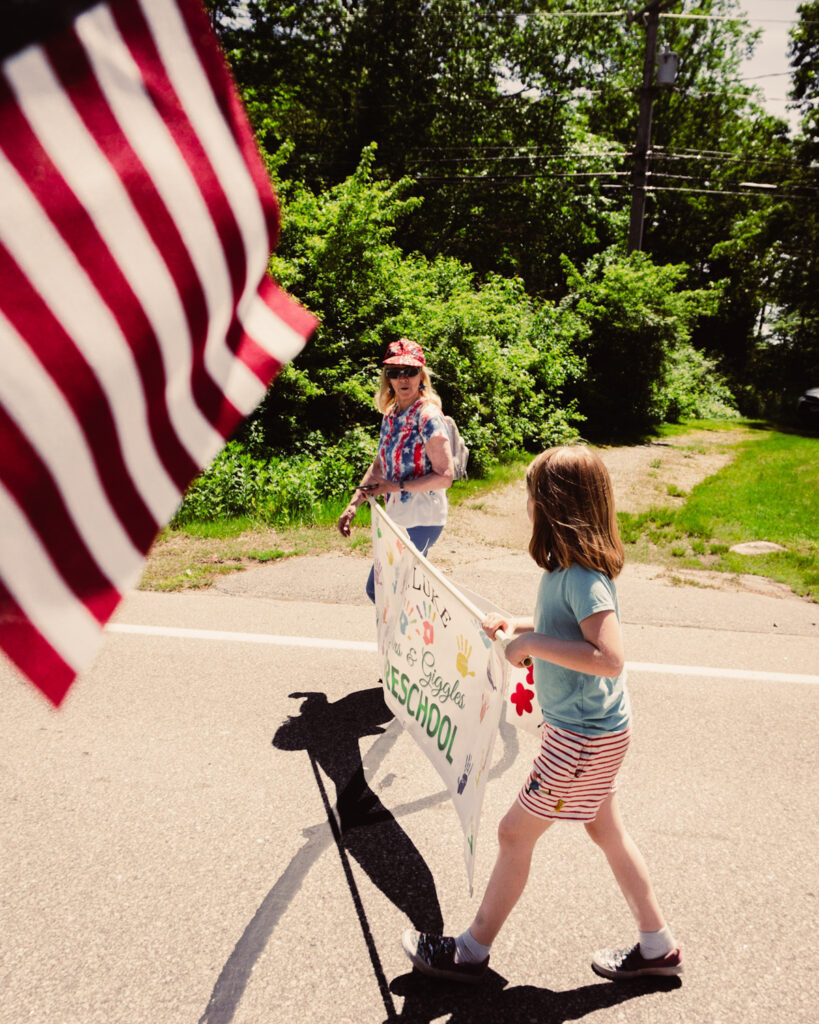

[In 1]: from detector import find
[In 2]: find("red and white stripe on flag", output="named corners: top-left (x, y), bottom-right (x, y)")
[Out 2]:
top-left (0, 0), bottom-right (316, 705)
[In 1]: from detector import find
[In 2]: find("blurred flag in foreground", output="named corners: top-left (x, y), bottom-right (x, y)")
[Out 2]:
top-left (0, 0), bottom-right (316, 705)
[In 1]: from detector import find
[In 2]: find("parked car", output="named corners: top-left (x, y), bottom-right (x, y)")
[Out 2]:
top-left (796, 387), bottom-right (819, 426)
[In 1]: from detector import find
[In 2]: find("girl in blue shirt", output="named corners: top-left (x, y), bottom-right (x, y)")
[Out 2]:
top-left (403, 445), bottom-right (682, 983)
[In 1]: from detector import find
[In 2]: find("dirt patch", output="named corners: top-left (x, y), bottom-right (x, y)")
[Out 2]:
top-left (439, 428), bottom-right (754, 564)
top-left (596, 429), bottom-right (753, 513)
top-left (437, 428), bottom-right (782, 598)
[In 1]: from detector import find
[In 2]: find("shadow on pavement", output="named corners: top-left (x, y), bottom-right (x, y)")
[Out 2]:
top-left (273, 686), bottom-right (444, 934)
top-left (200, 688), bottom-right (522, 1024)
top-left (389, 968), bottom-right (682, 1023)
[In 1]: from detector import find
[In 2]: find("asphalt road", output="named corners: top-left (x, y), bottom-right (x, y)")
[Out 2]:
top-left (2, 554), bottom-right (818, 1024)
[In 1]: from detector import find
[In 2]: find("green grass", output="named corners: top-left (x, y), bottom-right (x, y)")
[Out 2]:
top-left (651, 417), bottom-right (764, 438)
top-left (143, 457), bottom-right (531, 590)
top-left (619, 429), bottom-right (819, 600)
top-left (166, 456), bottom-right (530, 542)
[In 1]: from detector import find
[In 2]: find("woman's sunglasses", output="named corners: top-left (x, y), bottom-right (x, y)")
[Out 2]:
top-left (385, 366), bottom-right (421, 379)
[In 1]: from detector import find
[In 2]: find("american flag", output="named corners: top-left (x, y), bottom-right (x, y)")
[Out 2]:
top-left (0, 0), bottom-right (316, 705)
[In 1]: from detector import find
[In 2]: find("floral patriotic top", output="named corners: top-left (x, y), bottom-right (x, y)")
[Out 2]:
top-left (378, 398), bottom-right (449, 528)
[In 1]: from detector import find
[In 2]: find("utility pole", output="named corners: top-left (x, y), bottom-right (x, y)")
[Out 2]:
top-left (627, 0), bottom-right (676, 252)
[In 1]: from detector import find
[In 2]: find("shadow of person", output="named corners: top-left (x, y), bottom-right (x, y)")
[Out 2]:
top-left (273, 686), bottom-right (444, 934)
top-left (389, 967), bottom-right (682, 1023)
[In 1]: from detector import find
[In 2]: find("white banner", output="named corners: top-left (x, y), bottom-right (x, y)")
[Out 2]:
top-left (453, 582), bottom-right (543, 739)
top-left (371, 502), bottom-right (522, 892)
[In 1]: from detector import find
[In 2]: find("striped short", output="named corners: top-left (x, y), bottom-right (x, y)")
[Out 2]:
top-left (517, 721), bottom-right (632, 822)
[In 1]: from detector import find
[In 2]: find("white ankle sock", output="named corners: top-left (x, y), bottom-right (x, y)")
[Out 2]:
top-left (639, 925), bottom-right (675, 959)
top-left (454, 928), bottom-right (492, 964)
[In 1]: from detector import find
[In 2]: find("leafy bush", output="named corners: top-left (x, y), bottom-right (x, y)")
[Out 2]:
top-left (249, 146), bottom-right (584, 470)
top-left (172, 427), bottom-right (377, 527)
top-left (559, 247), bottom-right (724, 438)
top-left (661, 343), bottom-right (739, 422)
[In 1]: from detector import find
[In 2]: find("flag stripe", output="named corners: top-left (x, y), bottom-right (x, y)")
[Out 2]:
top-left (39, 22), bottom-right (246, 440)
top-left (0, 144), bottom-right (182, 523)
top-left (159, 0), bottom-right (281, 251)
top-left (0, 0), bottom-right (316, 704)
top-left (242, 277), bottom-right (316, 366)
top-left (0, 79), bottom-right (206, 492)
top-left (119, 0), bottom-right (252, 299)
top-left (131, 0), bottom-right (301, 384)
top-left (74, 5), bottom-right (266, 416)
top-left (0, 319), bottom-right (145, 592)
top-left (0, 254), bottom-right (162, 554)
top-left (0, 579), bottom-right (76, 706)
top-left (0, 484), bottom-right (110, 675)
top-left (0, 67), bottom-right (228, 479)
top-left (0, 404), bottom-right (119, 615)
top-left (135, 0), bottom-right (316, 387)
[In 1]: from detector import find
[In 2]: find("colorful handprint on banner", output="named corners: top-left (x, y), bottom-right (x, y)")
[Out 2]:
top-left (457, 754), bottom-right (473, 795)
top-left (456, 636), bottom-right (475, 679)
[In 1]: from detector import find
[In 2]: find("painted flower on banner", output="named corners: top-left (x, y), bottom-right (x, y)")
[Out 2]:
top-left (510, 681), bottom-right (535, 717)
top-left (423, 620), bottom-right (434, 645)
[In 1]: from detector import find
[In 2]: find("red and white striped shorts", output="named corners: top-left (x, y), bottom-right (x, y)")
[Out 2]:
top-left (517, 721), bottom-right (631, 822)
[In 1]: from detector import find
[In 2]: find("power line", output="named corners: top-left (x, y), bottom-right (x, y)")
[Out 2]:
top-left (406, 148), bottom-right (799, 173)
top-left (488, 8), bottom-right (817, 26)
top-left (410, 171), bottom-right (816, 200)
top-left (601, 182), bottom-right (816, 199)
top-left (660, 13), bottom-right (813, 24)
top-left (414, 171), bottom-right (632, 182)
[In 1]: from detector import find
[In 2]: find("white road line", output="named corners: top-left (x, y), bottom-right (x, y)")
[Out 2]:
top-left (106, 623), bottom-right (819, 685)
top-left (107, 622), bottom-right (377, 652)
top-left (627, 661), bottom-right (818, 685)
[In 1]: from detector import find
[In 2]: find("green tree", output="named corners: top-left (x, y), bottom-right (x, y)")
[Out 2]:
top-left (254, 148), bottom-right (584, 469)
top-left (696, 0), bottom-right (819, 414)
top-left (559, 247), bottom-right (722, 438)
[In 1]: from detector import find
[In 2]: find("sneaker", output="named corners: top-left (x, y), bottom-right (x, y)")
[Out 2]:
top-left (401, 929), bottom-right (489, 983)
top-left (591, 943), bottom-right (683, 980)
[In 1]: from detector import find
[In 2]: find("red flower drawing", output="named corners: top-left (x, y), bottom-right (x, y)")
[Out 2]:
top-left (510, 681), bottom-right (535, 717)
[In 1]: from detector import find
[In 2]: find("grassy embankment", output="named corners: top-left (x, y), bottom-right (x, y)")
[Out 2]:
top-left (618, 423), bottom-right (818, 601)
top-left (139, 461), bottom-right (525, 591)
top-left (141, 421), bottom-right (818, 601)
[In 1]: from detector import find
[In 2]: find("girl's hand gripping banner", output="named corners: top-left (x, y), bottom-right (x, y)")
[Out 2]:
top-left (370, 502), bottom-right (511, 893)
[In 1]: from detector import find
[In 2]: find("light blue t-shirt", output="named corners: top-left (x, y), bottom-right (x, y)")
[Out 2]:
top-left (533, 564), bottom-right (631, 736)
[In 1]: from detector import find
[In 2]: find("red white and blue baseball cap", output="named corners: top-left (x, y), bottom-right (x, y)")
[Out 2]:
top-left (383, 338), bottom-right (426, 366)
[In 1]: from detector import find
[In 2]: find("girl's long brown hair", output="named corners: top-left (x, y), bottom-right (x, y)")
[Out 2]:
top-left (526, 446), bottom-right (624, 578)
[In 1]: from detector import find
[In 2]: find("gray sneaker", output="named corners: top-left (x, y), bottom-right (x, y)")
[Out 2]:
top-left (592, 943), bottom-right (683, 980)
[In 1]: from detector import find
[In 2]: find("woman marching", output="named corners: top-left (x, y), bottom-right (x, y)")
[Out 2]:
top-left (337, 339), bottom-right (454, 602)
top-left (402, 445), bottom-right (682, 982)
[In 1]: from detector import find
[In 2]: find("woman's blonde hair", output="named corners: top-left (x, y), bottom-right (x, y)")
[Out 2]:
top-left (526, 446), bottom-right (624, 578)
top-left (374, 365), bottom-right (443, 414)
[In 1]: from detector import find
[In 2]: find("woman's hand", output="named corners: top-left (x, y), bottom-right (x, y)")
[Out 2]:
top-left (360, 479), bottom-right (399, 498)
top-left (337, 504), bottom-right (357, 537)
